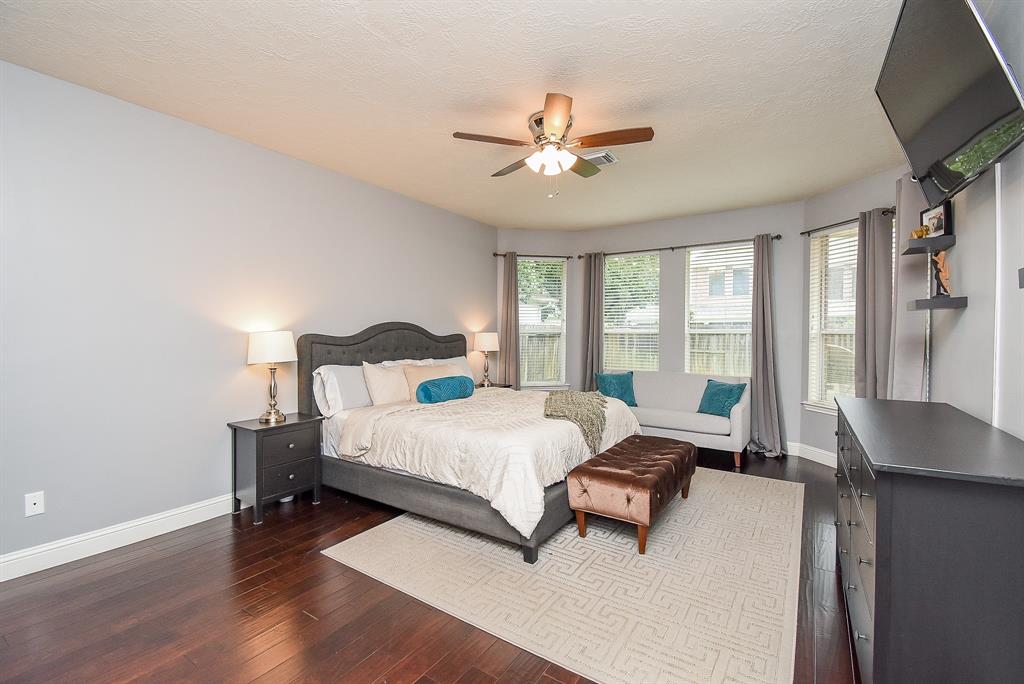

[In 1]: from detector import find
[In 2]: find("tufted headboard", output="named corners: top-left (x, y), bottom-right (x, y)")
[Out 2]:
top-left (296, 322), bottom-right (467, 417)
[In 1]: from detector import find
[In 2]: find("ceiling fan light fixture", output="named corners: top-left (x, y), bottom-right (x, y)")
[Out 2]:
top-left (525, 151), bottom-right (544, 173)
top-left (556, 148), bottom-right (577, 172)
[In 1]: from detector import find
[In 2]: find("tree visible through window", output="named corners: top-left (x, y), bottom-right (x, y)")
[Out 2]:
top-left (603, 253), bottom-right (660, 371)
top-left (685, 242), bottom-right (754, 376)
top-left (517, 257), bottom-right (566, 386)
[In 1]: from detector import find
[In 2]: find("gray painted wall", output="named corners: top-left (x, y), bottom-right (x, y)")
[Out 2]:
top-left (930, 0), bottom-right (1024, 439)
top-left (0, 62), bottom-right (498, 554)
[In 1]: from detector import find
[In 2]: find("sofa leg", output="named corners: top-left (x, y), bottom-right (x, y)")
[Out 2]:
top-left (575, 510), bottom-right (587, 538)
top-left (637, 524), bottom-right (648, 554)
top-left (681, 482), bottom-right (690, 499)
top-left (733, 451), bottom-right (742, 469)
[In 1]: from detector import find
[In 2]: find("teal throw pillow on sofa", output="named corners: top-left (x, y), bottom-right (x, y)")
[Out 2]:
top-left (697, 379), bottom-right (747, 417)
top-left (595, 371), bottom-right (637, 407)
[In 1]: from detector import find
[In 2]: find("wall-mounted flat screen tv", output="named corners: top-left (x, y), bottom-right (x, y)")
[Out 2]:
top-left (876, 0), bottom-right (1024, 208)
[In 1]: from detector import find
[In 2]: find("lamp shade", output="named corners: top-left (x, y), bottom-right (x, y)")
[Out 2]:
top-left (247, 330), bottom-right (297, 365)
top-left (474, 332), bottom-right (499, 353)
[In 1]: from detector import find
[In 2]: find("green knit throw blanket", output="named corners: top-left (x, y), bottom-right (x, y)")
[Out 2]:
top-left (544, 390), bottom-right (607, 455)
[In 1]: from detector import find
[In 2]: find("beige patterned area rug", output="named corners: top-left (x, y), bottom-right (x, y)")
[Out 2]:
top-left (322, 468), bottom-right (804, 684)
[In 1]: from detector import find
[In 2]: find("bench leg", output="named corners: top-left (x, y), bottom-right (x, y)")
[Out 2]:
top-left (681, 483), bottom-right (690, 499)
top-left (637, 524), bottom-right (648, 554)
top-left (575, 510), bottom-right (587, 538)
top-left (733, 451), bottom-right (742, 469)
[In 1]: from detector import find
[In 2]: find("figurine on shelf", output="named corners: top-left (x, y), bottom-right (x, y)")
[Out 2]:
top-left (911, 225), bottom-right (931, 239)
top-left (933, 250), bottom-right (952, 296)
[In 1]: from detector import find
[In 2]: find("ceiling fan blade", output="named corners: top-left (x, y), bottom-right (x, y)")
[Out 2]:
top-left (543, 93), bottom-right (573, 140)
top-left (570, 155), bottom-right (601, 178)
top-left (492, 158), bottom-right (528, 177)
top-left (453, 132), bottom-right (533, 147)
top-left (571, 127), bottom-right (655, 148)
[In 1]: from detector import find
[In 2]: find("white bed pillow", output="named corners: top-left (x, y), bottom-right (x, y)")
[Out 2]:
top-left (312, 365), bottom-right (372, 417)
top-left (403, 363), bottom-right (463, 400)
top-left (362, 361), bottom-right (412, 405)
top-left (379, 358), bottom-right (435, 368)
top-left (434, 356), bottom-right (474, 380)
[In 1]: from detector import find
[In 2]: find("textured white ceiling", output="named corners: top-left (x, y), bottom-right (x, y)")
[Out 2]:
top-left (0, 0), bottom-right (906, 230)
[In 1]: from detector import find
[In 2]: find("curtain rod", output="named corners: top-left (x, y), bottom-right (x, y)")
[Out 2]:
top-left (799, 207), bottom-right (896, 237)
top-left (575, 234), bottom-right (781, 259)
top-left (493, 252), bottom-right (572, 260)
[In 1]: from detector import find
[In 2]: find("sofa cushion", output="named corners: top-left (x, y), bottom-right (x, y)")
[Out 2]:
top-left (595, 371), bottom-right (637, 407)
top-left (697, 379), bottom-right (748, 417)
top-left (633, 371), bottom-right (750, 412)
top-left (630, 407), bottom-right (732, 435)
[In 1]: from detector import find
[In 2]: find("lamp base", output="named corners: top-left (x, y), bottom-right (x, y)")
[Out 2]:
top-left (258, 408), bottom-right (287, 424)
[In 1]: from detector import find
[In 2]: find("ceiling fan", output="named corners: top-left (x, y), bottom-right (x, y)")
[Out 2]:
top-left (453, 93), bottom-right (654, 179)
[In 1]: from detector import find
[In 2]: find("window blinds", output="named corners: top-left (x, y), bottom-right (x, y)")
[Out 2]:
top-left (603, 252), bottom-right (660, 371)
top-left (516, 257), bottom-right (566, 386)
top-left (685, 241), bottom-right (754, 376)
top-left (807, 223), bottom-right (858, 405)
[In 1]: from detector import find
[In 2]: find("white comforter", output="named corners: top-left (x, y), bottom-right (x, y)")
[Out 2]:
top-left (327, 388), bottom-right (640, 537)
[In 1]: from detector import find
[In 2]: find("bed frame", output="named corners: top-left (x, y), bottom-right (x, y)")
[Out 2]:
top-left (296, 322), bottom-right (573, 563)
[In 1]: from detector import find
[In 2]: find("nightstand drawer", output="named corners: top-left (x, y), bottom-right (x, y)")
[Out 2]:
top-left (262, 458), bottom-right (316, 500)
top-left (263, 428), bottom-right (318, 467)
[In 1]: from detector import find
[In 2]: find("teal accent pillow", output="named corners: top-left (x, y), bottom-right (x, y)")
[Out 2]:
top-left (416, 375), bottom-right (474, 404)
top-left (697, 379), bottom-right (747, 417)
top-left (595, 371), bottom-right (637, 407)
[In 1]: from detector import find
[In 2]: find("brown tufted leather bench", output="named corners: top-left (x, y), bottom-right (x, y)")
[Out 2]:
top-left (567, 435), bottom-right (697, 554)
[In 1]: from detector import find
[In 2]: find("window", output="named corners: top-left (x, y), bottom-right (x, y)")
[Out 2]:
top-left (517, 257), bottom-right (566, 386)
top-left (603, 252), bottom-right (660, 371)
top-left (807, 223), bottom-right (858, 406)
top-left (685, 242), bottom-right (754, 376)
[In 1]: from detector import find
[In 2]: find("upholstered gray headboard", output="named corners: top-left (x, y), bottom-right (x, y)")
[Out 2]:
top-left (296, 322), bottom-right (467, 417)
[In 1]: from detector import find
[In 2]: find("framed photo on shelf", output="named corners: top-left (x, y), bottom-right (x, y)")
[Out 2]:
top-left (920, 201), bottom-right (953, 237)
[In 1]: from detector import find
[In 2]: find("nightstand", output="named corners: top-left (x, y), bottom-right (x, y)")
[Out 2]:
top-left (227, 413), bottom-right (323, 525)
top-left (478, 383), bottom-right (512, 389)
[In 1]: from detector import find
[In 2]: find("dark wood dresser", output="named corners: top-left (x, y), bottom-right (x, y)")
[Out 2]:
top-left (835, 398), bottom-right (1024, 684)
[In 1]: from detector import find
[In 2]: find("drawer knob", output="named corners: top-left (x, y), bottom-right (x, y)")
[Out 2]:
top-left (839, 492), bottom-right (847, 499)
top-left (288, 473), bottom-right (295, 480)
top-left (834, 430), bottom-right (840, 436)
top-left (839, 546), bottom-right (848, 555)
top-left (834, 472), bottom-right (842, 479)
top-left (846, 583), bottom-right (857, 591)
top-left (858, 557), bottom-right (873, 566)
top-left (849, 464), bottom-right (859, 471)
top-left (860, 490), bottom-right (873, 498)
top-left (848, 520), bottom-right (859, 527)
top-left (854, 631), bottom-right (871, 641)
top-left (288, 443), bottom-right (295, 449)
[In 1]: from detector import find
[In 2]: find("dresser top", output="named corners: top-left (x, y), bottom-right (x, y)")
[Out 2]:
top-left (837, 398), bottom-right (1024, 487)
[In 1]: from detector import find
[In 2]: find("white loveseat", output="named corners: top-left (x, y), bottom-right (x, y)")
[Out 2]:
top-left (630, 371), bottom-right (751, 468)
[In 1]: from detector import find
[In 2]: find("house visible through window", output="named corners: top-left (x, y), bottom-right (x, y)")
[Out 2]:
top-left (517, 257), bottom-right (566, 386)
top-left (603, 252), bottom-right (660, 371)
top-left (807, 223), bottom-right (858, 406)
top-left (685, 241), bottom-right (754, 376)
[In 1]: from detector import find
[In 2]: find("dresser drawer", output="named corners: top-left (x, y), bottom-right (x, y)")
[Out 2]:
top-left (262, 458), bottom-right (316, 500)
top-left (858, 462), bottom-right (876, 535)
top-left (852, 516), bottom-right (876, 612)
top-left (837, 479), bottom-right (853, 575)
top-left (262, 427), bottom-right (318, 467)
top-left (846, 573), bottom-right (875, 684)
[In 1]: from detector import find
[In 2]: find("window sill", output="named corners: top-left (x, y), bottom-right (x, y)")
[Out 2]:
top-left (801, 401), bottom-right (838, 416)
top-left (522, 384), bottom-right (570, 392)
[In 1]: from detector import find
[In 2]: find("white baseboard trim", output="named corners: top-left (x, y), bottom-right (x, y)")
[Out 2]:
top-left (0, 493), bottom-right (234, 582)
top-left (786, 442), bottom-right (837, 469)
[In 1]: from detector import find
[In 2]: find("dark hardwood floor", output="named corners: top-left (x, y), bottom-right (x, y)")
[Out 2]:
top-left (0, 451), bottom-right (853, 683)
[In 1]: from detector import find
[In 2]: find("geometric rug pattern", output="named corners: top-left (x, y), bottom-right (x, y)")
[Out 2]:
top-left (323, 467), bottom-right (804, 683)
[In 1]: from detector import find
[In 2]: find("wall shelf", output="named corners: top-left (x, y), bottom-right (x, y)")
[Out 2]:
top-left (908, 296), bottom-right (968, 311)
top-left (901, 234), bottom-right (956, 255)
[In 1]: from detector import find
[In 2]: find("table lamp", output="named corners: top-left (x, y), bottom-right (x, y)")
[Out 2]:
top-left (474, 332), bottom-right (499, 387)
top-left (247, 330), bottom-right (298, 424)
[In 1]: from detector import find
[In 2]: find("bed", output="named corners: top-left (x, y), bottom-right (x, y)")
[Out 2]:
top-left (297, 321), bottom-right (636, 563)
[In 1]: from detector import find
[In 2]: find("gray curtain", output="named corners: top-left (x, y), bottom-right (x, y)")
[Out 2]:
top-left (748, 234), bottom-right (785, 457)
top-left (499, 252), bottom-right (520, 390)
top-left (887, 174), bottom-right (928, 400)
top-left (581, 252), bottom-right (604, 390)
top-left (855, 208), bottom-right (894, 399)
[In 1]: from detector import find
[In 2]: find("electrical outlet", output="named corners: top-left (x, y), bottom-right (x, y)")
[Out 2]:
top-left (25, 491), bottom-right (44, 517)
